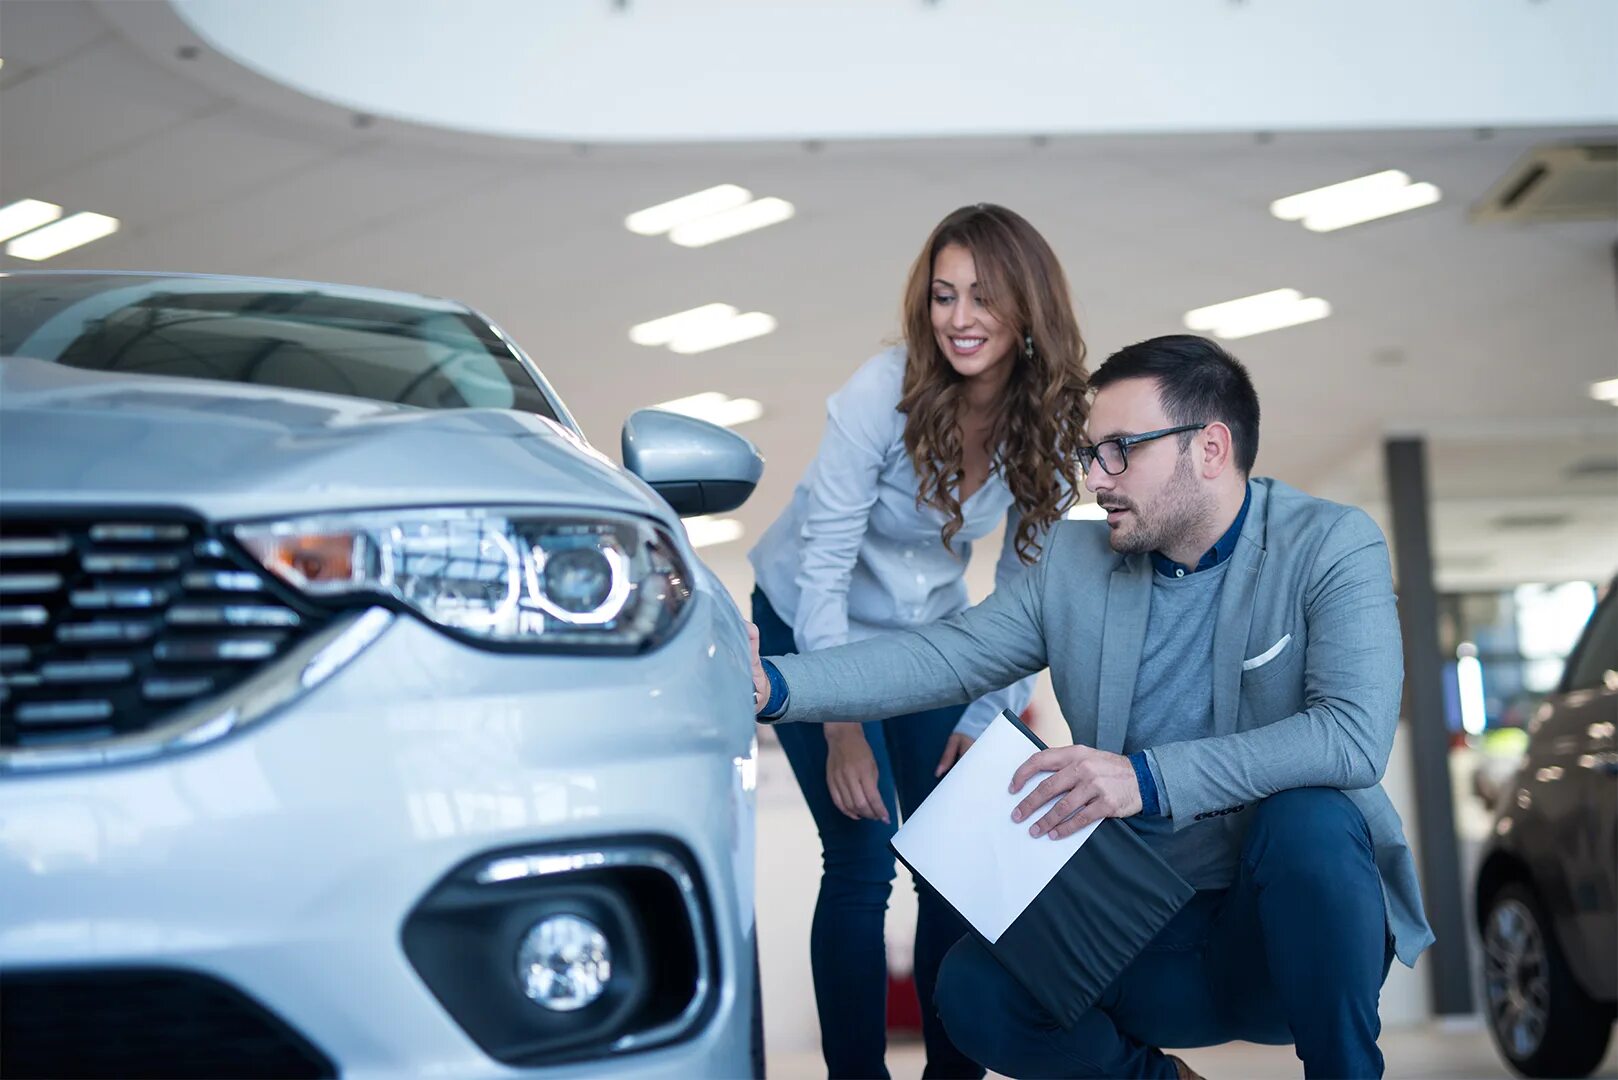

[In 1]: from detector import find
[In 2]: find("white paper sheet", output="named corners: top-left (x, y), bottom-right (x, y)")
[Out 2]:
top-left (891, 712), bottom-right (1100, 943)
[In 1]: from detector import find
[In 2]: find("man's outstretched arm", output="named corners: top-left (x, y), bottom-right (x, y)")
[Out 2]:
top-left (748, 530), bottom-right (1056, 725)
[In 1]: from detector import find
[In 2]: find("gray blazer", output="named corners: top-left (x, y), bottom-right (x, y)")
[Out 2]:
top-left (767, 477), bottom-right (1435, 966)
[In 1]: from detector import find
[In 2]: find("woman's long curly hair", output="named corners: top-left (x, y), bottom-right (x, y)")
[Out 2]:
top-left (898, 204), bottom-right (1089, 562)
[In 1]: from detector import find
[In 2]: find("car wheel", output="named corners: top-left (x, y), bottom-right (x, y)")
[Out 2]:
top-left (1482, 882), bottom-right (1614, 1078)
top-left (750, 929), bottom-right (766, 1079)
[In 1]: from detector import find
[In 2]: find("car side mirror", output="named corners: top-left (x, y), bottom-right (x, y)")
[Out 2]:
top-left (620, 409), bottom-right (764, 517)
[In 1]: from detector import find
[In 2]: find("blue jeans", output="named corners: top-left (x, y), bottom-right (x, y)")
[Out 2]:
top-left (935, 787), bottom-right (1395, 1079)
top-left (753, 588), bottom-right (983, 1080)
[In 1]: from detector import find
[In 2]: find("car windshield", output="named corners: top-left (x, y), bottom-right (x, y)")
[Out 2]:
top-left (0, 273), bottom-right (558, 419)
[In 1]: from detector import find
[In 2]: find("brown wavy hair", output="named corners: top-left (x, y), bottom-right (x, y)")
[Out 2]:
top-left (898, 204), bottom-right (1089, 561)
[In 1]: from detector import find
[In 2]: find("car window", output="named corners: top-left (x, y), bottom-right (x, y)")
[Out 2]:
top-left (0, 274), bottom-right (559, 420)
top-left (1564, 587), bottom-right (1618, 692)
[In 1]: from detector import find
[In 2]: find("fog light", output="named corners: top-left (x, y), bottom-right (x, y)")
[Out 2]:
top-left (516, 914), bottom-right (612, 1011)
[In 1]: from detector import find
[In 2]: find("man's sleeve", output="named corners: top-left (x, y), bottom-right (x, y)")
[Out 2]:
top-left (1147, 508), bottom-right (1403, 829)
top-left (765, 527), bottom-right (1056, 725)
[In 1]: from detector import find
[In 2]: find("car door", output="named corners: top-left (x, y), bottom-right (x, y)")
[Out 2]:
top-left (1554, 581), bottom-right (1618, 1000)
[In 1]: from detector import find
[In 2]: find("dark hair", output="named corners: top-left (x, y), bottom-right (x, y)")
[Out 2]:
top-left (898, 203), bottom-right (1089, 560)
top-left (1090, 334), bottom-right (1260, 473)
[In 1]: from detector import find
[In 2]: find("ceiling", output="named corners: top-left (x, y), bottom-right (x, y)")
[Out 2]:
top-left (1, 0), bottom-right (1614, 594)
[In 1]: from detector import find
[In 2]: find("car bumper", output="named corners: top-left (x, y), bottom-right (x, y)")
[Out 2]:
top-left (0, 595), bottom-right (759, 1077)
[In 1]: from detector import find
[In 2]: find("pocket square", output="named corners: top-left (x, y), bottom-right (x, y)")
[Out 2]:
top-left (1242, 634), bottom-right (1292, 671)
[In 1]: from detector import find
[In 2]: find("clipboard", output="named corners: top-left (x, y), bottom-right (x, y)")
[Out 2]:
top-left (891, 709), bottom-right (1194, 1027)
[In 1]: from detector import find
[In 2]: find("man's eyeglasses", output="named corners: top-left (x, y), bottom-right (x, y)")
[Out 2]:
top-left (1077, 424), bottom-right (1207, 477)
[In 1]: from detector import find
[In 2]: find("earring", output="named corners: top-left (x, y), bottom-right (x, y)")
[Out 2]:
top-left (1023, 333), bottom-right (1035, 360)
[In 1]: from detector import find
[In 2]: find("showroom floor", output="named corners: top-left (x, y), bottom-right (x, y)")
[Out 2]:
top-left (770, 1020), bottom-right (1618, 1079)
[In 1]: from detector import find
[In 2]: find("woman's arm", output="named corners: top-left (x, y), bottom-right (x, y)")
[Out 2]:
top-left (790, 356), bottom-right (897, 654)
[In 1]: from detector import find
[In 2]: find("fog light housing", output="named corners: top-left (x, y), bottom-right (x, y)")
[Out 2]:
top-left (518, 914), bottom-right (612, 1012)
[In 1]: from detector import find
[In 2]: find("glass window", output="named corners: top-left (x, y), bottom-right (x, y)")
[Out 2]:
top-left (1565, 590), bottom-right (1618, 693)
top-left (0, 274), bottom-right (558, 419)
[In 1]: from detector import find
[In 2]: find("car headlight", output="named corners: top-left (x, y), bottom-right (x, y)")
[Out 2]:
top-left (235, 509), bottom-right (692, 651)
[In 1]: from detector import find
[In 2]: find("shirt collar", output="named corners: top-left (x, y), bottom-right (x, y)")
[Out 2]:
top-left (1151, 482), bottom-right (1252, 579)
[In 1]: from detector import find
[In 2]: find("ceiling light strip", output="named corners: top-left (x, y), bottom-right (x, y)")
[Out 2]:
top-left (5, 211), bottom-right (120, 261)
top-left (0, 199), bottom-right (64, 243)
top-left (625, 185), bottom-right (752, 236)
top-left (669, 197), bottom-right (796, 248)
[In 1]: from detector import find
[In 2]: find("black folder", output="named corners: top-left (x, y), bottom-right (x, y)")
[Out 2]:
top-left (891, 709), bottom-right (1195, 1028)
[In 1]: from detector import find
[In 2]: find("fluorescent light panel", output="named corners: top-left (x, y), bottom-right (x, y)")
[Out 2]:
top-left (630, 304), bottom-right (777, 354)
top-left (684, 515), bottom-right (745, 549)
top-left (1591, 378), bottom-right (1618, 404)
top-left (1271, 170), bottom-right (1442, 232)
top-left (630, 303), bottom-right (738, 347)
top-left (653, 392), bottom-right (764, 428)
top-left (626, 184), bottom-right (751, 236)
top-left (668, 311), bottom-right (776, 354)
top-left (1066, 503), bottom-right (1107, 521)
top-left (6, 211), bottom-right (119, 261)
top-left (669, 197), bottom-right (795, 247)
top-left (0, 199), bottom-right (63, 243)
top-left (1184, 288), bottom-right (1330, 340)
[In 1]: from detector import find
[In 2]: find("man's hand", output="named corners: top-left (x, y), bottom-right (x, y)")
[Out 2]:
top-left (1008, 745), bottom-right (1143, 839)
top-left (826, 725), bottom-right (889, 823)
top-left (746, 622), bottom-right (770, 715)
top-left (935, 733), bottom-right (975, 777)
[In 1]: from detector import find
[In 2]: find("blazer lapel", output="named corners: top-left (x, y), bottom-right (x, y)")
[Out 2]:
top-left (1094, 555), bottom-right (1152, 753)
top-left (1210, 485), bottom-right (1270, 736)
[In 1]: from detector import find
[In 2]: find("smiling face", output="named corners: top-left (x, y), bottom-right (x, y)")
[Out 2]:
top-left (929, 243), bottom-right (1019, 386)
top-left (1083, 376), bottom-right (1215, 556)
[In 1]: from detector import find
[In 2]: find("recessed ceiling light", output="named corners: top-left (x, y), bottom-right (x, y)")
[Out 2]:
top-left (630, 304), bottom-right (777, 354)
top-left (626, 185), bottom-right (752, 237)
top-left (5, 211), bottom-right (119, 261)
top-left (653, 391), bottom-right (765, 428)
top-left (667, 312), bottom-right (776, 354)
top-left (1590, 378), bottom-right (1618, 404)
top-left (1271, 170), bottom-right (1442, 232)
top-left (669, 197), bottom-right (796, 247)
top-left (0, 199), bottom-right (63, 243)
top-left (684, 515), bottom-right (745, 549)
top-left (1184, 288), bottom-right (1330, 340)
top-left (630, 304), bottom-right (738, 347)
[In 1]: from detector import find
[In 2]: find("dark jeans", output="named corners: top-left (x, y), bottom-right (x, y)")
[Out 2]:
top-left (753, 588), bottom-right (983, 1080)
top-left (935, 787), bottom-right (1395, 1079)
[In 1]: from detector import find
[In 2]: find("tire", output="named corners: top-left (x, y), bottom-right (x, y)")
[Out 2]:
top-left (749, 928), bottom-right (766, 1079)
top-left (1481, 881), bottom-right (1615, 1078)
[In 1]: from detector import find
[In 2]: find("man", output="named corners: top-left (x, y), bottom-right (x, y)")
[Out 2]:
top-left (747, 335), bottom-right (1433, 1079)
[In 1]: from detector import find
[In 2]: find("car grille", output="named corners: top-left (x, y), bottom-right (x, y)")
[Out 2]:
top-left (0, 514), bottom-right (324, 750)
top-left (0, 967), bottom-right (336, 1079)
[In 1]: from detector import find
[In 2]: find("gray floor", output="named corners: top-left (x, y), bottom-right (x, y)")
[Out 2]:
top-left (770, 1020), bottom-right (1618, 1079)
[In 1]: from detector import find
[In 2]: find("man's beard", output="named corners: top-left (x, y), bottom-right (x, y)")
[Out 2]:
top-left (1104, 453), bottom-right (1211, 556)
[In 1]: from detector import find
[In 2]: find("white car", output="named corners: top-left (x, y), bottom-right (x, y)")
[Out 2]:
top-left (0, 271), bottom-right (765, 1079)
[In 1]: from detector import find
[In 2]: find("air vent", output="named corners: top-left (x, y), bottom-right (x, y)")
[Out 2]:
top-left (1471, 142), bottom-right (1618, 223)
top-left (1565, 455), bottom-right (1618, 479)
top-left (1491, 513), bottom-right (1572, 531)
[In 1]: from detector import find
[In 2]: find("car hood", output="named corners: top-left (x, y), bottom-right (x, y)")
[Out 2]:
top-left (0, 357), bottom-right (662, 524)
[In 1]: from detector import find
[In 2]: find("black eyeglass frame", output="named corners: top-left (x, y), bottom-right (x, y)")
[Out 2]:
top-left (1078, 423), bottom-right (1208, 476)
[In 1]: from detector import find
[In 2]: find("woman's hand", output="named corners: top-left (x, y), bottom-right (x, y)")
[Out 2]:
top-left (935, 732), bottom-right (976, 777)
top-left (825, 725), bottom-right (889, 823)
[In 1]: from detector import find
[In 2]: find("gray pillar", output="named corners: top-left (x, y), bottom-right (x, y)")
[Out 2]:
top-left (1383, 437), bottom-right (1474, 1015)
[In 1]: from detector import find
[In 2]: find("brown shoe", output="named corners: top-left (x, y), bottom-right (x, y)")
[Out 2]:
top-left (1165, 1053), bottom-right (1205, 1080)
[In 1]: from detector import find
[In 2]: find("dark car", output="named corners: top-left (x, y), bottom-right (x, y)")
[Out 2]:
top-left (1475, 576), bottom-right (1618, 1077)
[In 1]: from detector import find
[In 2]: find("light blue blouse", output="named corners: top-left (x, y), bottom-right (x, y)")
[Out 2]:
top-left (748, 346), bottom-right (1042, 739)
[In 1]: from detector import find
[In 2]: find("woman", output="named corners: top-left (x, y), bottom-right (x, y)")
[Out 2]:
top-left (748, 203), bottom-right (1090, 1078)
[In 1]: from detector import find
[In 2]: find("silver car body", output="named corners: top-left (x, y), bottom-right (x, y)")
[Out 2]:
top-left (0, 271), bottom-right (761, 1077)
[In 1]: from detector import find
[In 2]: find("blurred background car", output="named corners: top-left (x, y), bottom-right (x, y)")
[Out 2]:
top-left (1474, 573), bottom-right (1617, 1078)
top-left (0, 270), bottom-right (766, 1079)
